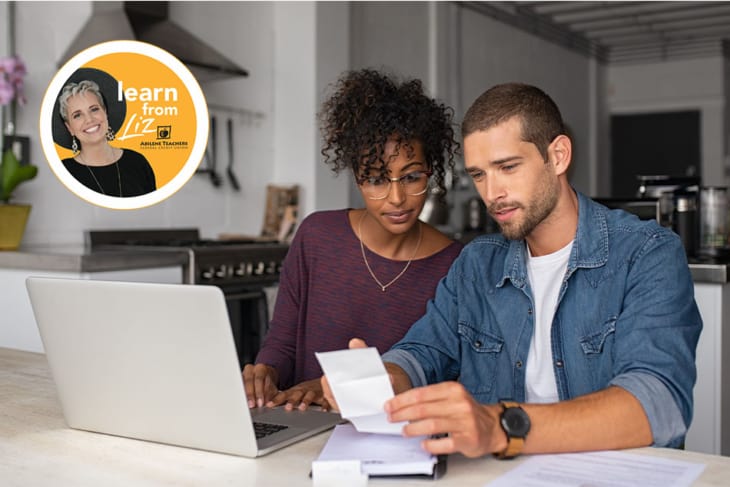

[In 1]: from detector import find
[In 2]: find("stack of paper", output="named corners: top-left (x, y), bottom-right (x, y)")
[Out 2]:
top-left (313, 347), bottom-right (443, 479)
top-left (315, 423), bottom-right (437, 476)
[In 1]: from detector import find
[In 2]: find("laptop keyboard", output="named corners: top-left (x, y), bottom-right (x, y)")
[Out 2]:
top-left (253, 421), bottom-right (289, 439)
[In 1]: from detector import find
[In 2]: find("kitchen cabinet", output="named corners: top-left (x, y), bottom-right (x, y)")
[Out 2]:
top-left (685, 279), bottom-right (730, 455)
top-left (0, 246), bottom-right (186, 352)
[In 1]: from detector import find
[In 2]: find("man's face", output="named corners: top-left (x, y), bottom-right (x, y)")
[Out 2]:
top-left (463, 117), bottom-right (559, 241)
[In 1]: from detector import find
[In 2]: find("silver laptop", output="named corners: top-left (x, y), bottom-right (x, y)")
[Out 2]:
top-left (25, 276), bottom-right (341, 457)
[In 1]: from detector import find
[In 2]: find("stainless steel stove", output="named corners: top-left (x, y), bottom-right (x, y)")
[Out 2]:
top-left (87, 228), bottom-right (290, 366)
top-left (87, 228), bottom-right (289, 285)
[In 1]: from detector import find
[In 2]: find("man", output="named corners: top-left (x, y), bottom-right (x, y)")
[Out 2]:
top-left (323, 83), bottom-right (702, 459)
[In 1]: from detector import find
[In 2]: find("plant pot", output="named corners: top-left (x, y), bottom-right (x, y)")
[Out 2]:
top-left (0, 204), bottom-right (31, 250)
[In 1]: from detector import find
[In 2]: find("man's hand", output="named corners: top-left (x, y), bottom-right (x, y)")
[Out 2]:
top-left (242, 363), bottom-right (279, 408)
top-left (384, 381), bottom-right (506, 458)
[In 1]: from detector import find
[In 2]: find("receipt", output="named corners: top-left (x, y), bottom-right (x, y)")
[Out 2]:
top-left (316, 347), bottom-right (406, 434)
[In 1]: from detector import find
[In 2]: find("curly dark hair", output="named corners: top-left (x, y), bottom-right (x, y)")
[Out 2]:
top-left (319, 69), bottom-right (458, 202)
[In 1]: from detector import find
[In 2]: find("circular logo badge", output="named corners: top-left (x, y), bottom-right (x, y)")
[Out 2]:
top-left (39, 40), bottom-right (209, 210)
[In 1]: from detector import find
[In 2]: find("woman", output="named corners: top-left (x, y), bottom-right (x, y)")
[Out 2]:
top-left (243, 69), bottom-right (463, 411)
top-left (58, 79), bottom-right (156, 197)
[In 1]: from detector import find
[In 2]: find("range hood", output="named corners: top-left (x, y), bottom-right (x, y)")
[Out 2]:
top-left (58, 1), bottom-right (249, 83)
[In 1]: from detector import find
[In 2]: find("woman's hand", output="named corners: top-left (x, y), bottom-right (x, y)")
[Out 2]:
top-left (242, 363), bottom-right (279, 408)
top-left (269, 379), bottom-right (331, 411)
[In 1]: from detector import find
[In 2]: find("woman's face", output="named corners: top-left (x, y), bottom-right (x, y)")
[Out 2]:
top-left (357, 138), bottom-right (430, 237)
top-left (64, 91), bottom-right (109, 148)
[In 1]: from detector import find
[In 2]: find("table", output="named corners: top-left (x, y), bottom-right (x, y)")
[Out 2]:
top-left (2, 347), bottom-right (729, 486)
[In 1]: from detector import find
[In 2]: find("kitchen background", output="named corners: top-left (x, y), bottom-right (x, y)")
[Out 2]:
top-left (3, 1), bottom-right (730, 456)
top-left (2, 0), bottom-right (728, 245)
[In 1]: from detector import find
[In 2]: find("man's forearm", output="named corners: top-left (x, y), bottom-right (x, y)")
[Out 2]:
top-left (521, 386), bottom-right (653, 453)
top-left (384, 363), bottom-right (413, 394)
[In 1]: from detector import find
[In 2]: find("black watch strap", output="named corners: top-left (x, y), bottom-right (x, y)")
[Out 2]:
top-left (496, 401), bottom-right (530, 459)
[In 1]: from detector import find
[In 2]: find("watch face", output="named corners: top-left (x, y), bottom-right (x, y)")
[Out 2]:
top-left (501, 407), bottom-right (531, 437)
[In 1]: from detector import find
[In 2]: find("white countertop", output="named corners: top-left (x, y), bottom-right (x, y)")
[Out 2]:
top-left (2, 245), bottom-right (728, 283)
top-left (0, 244), bottom-right (188, 273)
top-left (2, 347), bottom-right (730, 486)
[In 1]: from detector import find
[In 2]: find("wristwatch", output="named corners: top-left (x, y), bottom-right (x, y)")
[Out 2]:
top-left (495, 401), bottom-right (531, 459)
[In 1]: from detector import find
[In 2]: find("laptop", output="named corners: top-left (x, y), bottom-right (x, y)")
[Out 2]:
top-left (25, 276), bottom-right (342, 457)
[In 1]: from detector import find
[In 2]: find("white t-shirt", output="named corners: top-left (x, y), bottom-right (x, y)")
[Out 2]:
top-left (525, 240), bottom-right (573, 404)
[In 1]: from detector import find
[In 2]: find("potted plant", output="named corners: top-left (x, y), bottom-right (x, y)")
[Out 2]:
top-left (0, 54), bottom-right (36, 250)
top-left (0, 148), bottom-right (38, 249)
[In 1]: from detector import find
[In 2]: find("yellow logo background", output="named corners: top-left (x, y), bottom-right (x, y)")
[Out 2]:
top-left (54, 52), bottom-right (197, 188)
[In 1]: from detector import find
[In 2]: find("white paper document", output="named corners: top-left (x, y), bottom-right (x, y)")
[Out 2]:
top-left (315, 347), bottom-right (406, 434)
top-left (311, 459), bottom-right (368, 487)
top-left (485, 450), bottom-right (706, 487)
top-left (314, 423), bottom-right (436, 477)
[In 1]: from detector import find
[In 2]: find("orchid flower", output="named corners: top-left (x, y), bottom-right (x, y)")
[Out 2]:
top-left (0, 55), bottom-right (27, 106)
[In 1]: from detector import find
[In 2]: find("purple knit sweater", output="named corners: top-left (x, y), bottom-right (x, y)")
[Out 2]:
top-left (255, 209), bottom-right (464, 389)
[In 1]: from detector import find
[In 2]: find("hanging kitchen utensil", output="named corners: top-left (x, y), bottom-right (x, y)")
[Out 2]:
top-left (226, 117), bottom-right (241, 191)
top-left (197, 118), bottom-right (213, 175)
top-left (196, 115), bottom-right (222, 188)
top-left (209, 115), bottom-right (222, 187)
top-left (197, 147), bottom-right (211, 174)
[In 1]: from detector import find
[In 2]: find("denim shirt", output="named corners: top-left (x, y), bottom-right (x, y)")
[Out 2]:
top-left (382, 190), bottom-right (702, 448)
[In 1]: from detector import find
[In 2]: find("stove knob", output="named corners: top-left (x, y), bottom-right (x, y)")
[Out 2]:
top-left (201, 267), bottom-right (215, 280)
top-left (215, 264), bottom-right (229, 278)
top-left (234, 263), bottom-right (246, 276)
top-left (254, 261), bottom-right (265, 275)
top-left (266, 261), bottom-right (277, 274)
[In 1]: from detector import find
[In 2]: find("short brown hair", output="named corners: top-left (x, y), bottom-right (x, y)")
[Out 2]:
top-left (461, 83), bottom-right (565, 160)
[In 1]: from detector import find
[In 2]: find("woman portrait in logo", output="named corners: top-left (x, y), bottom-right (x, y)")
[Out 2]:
top-left (52, 67), bottom-right (156, 197)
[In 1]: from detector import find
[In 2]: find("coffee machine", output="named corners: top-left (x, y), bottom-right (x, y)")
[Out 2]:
top-left (636, 175), bottom-right (700, 229)
top-left (698, 186), bottom-right (730, 259)
top-left (633, 175), bottom-right (730, 259)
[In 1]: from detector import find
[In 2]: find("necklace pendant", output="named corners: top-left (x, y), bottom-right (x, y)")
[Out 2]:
top-left (358, 211), bottom-right (422, 295)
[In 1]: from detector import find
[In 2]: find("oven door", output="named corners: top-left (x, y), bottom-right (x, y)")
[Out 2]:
top-left (222, 284), bottom-right (271, 367)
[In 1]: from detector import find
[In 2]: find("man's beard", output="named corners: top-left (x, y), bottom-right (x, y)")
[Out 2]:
top-left (490, 171), bottom-right (559, 241)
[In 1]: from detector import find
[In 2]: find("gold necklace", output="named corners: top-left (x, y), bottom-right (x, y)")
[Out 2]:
top-left (358, 211), bottom-right (422, 292)
top-left (78, 152), bottom-right (123, 197)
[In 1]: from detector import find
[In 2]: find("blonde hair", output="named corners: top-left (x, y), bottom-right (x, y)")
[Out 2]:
top-left (58, 80), bottom-right (106, 121)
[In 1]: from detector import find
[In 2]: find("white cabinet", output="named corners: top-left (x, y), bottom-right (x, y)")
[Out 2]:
top-left (685, 282), bottom-right (730, 455)
top-left (1, 267), bottom-right (182, 353)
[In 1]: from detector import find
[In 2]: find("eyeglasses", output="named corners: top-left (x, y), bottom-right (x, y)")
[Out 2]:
top-left (357, 170), bottom-right (432, 200)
